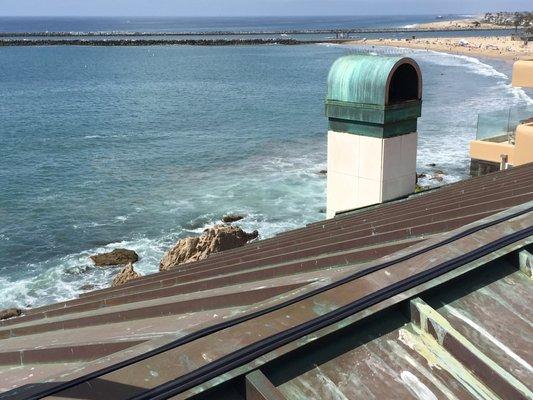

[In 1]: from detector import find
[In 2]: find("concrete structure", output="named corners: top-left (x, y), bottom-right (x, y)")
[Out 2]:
top-left (325, 55), bottom-right (422, 218)
top-left (470, 59), bottom-right (533, 175)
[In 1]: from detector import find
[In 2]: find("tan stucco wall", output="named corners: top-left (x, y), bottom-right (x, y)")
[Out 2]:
top-left (512, 60), bottom-right (533, 88)
top-left (469, 140), bottom-right (515, 165)
top-left (514, 122), bottom-right (533, 165)
top-left (469, 122), bottom-right (533, 167)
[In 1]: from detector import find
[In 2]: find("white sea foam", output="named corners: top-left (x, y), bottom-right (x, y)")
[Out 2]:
top-left (0, 143), bottom-right (330, 310)
top-left (437, 54), bottom-right (508, 79)
top-left (73, 221), bottom-right (105, 229)
top-left (0, 207), bottom-right (322, 310)
top-left (83, 133), bottom-right (129, 139)
top-left (424, 51), bottom-right (532, 105)
top-left (394, 48), bottom-right (509, 80)
top-left (0, 235), bottom-right (172, 309)
top-left (497, 82), bottom-right (533, 105)
top-left (402, 24), bottom-right (418, 28)
top-left (341, 43), bottom-right (510, 81)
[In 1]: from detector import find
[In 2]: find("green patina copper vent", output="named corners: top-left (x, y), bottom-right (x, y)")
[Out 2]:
top-left (326, 54), bottom-right (423, 138)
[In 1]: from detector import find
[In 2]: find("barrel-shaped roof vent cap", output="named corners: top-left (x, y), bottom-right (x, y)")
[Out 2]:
top-left (327, 55), bottom-right (422, 106)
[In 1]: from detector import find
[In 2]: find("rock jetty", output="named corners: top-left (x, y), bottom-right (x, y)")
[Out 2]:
top-left (0, 38), bottom-right (303, 47)
top-left (160, 225), bottom-right (259, 271)
top-left (90, 248), bottom-right (139, 267)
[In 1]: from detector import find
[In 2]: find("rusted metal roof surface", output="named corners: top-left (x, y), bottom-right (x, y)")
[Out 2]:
top-left (0, 163), bottom-right (532, 399)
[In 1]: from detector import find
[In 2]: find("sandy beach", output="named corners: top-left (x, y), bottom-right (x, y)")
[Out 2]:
top-left (349, 36), bottom-right (532, 61)
top-left (415, 17), bottom-right (509, 30)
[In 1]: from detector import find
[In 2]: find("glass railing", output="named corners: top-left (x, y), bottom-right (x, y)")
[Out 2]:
top-left (476, 105), bottom-right (533, 144)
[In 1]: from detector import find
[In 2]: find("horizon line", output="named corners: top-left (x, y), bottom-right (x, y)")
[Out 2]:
top-left (0, 13), bottom-right (487, 19)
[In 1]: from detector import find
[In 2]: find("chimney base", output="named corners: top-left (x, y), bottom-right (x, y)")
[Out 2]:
top-left (326, 130), bottom-right (417, 219)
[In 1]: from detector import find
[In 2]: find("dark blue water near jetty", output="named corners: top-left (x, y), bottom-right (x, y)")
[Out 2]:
top-left (0, 15), bottom-right (451, 33)
top-left (0, 17), bottom-right (531, 308)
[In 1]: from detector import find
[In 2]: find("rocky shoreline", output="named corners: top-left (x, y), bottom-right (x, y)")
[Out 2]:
top-left (83, 216), bottom-right (259, 289)
top-left (159, 225), bottom-right (258, 271)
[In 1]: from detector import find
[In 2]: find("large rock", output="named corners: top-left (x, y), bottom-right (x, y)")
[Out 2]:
top-left (112, 263), bottom-right (140, 287)
top-left (0, 308), bottom-right (22, 321)
top-left (160, 225), bottom-right (259, 271)
top-left (90, 248), bottom-right (139, 267)
top-left (222, 214), bottom-right (245, 223)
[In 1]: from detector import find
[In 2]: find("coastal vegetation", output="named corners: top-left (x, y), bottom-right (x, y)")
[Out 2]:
top-left (482, 11), bottom-right (533, 28)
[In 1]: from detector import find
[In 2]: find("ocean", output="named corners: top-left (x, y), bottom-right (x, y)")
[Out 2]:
top-left (0, 15), bottom-right (473, 33)
top-left (0, 16), bottom-right (531, 309)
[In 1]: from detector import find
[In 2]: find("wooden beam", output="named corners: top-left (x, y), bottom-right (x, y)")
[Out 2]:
top-left (245, 370), bottom-right (286, 400)
top-left (518, 249), bottom-right (533, 279)
top-left (410, 298), bottom-right (532, 400)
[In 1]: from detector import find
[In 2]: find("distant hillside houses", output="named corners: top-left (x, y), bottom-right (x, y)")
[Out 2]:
top-left (482, 11), bottom-right (533, 28)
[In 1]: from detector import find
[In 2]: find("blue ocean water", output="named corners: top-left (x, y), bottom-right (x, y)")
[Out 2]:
top-left (0, 17), bottom-right (532, 308)
top-left (0, 15), bottom-right (460, 33)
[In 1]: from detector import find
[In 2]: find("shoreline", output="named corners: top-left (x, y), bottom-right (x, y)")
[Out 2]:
top-left (346, 36), bottom-right (532, 61)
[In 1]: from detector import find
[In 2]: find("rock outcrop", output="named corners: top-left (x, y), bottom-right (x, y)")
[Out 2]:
top-left (79, 284), bottom-right (96, 291)
top-left (0, 308), bottom-right (22, 321)
top-left (112, 263), bottom-right (140, 287)
top-left (90, 248), bottom-right (139, 267)
top-left (1, 38), bottom-right (303, 47)
top-left (160, 225), bottom-right (259, 271)
top-left (222, 214), bottom-right (245, 223)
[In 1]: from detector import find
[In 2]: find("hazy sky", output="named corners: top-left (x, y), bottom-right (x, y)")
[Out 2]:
top-left (0, 0), bottom-right (530, 17)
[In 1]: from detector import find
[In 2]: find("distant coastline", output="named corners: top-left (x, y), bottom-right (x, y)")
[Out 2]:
top-left (342, 16), bottom-right (531, 61)
top-left (0, 24), bottom-right (515, 37)
top-left (0, 23), bottom-right (519, 47)
top-left (0, 16), bottom-right (520, 48)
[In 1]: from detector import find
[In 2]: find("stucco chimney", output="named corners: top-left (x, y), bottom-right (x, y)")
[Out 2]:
top-left (325, 55), bottom-right (423, 218)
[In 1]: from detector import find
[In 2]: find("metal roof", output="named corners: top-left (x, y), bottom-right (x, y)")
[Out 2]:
top-left (0, 163), bottom-right (532, 399)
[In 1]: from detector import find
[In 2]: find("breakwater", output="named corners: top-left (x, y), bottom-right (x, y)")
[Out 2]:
top-left (0, 38), bottom-right (308, 46)
top-left (0, 26), bottom-right (517, 37)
